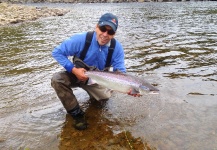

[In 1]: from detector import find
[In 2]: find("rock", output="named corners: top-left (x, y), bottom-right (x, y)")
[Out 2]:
top-left (0, 2), bottom-right (69, 26)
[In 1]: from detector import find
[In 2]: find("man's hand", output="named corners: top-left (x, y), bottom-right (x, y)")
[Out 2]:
top-left (72, 67), bottom-right (88, 82)
top-left (127, 89), bottom-right (141, 97)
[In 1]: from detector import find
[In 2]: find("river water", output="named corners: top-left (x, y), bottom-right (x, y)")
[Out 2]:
top-left (0, 2), bottom-right (217, 150)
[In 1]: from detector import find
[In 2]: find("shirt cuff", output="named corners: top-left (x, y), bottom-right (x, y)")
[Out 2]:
top-left (65, 63), bottom-right (74, 73)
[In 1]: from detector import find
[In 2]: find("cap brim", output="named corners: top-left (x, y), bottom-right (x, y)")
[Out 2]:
top-left (99, 21), bottom-right (116, 32)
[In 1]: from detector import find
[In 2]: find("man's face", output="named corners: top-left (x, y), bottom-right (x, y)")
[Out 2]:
top-left (95, 25), bottom-right (115, 46)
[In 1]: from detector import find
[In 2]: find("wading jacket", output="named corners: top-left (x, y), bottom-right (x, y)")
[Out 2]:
top-left (52, 31), bottom-right (126, 73)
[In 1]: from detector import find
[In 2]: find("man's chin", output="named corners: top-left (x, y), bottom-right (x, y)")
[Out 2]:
top-left (99, 41), bottom-right (108, 46)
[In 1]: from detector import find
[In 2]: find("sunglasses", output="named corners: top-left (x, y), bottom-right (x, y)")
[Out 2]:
top-left (98, 26), bottom-right (115, 35)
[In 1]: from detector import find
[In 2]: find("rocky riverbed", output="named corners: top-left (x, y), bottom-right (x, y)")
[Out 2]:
top-left (0, 2), bottom-right (69, 26)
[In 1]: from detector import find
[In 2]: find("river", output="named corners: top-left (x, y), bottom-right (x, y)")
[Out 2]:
top-left (0, 1), bottom-right (217, 150)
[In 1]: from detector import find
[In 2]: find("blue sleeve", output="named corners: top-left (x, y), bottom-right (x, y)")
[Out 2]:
top-left (52, 33), bottom-right (86, 72)
top-left (112, 41), bottom-right (126, 73)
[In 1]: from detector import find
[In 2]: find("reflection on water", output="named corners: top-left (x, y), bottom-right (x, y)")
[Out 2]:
top-left (59, 99), bottom-right (150, 150)
top-left (0, 2), bottom-right (217, 150)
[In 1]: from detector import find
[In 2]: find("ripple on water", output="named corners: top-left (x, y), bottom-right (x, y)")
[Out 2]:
top-left (0, 2), bottom-right (217, 150)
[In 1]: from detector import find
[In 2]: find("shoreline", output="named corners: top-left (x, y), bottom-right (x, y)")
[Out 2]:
top-left (0, 2), bottom-right (70, 26)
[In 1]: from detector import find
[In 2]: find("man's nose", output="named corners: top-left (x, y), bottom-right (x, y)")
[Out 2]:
top-left (102, 31), bottom-right (109, 36)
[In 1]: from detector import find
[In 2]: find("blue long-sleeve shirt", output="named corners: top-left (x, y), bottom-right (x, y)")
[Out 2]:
top-left (52, 32), bottom-right (126, 73)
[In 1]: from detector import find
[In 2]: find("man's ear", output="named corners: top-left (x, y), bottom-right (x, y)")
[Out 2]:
top-left (95, 24), bottom-right (99, 30)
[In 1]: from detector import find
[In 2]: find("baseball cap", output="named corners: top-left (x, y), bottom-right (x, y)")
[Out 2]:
top-left (98, 13), bottom-right (118, 32)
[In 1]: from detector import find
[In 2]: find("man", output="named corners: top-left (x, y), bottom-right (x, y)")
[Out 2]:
top-left (51, 13), bottom-right (138, 130)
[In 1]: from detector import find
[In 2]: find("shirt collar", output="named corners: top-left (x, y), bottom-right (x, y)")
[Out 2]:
top-left (106, 40), bottom-right (111, 47)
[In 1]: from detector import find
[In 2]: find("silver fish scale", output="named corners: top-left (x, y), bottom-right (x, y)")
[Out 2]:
top-left (87, 71), bottom-right (142, 87)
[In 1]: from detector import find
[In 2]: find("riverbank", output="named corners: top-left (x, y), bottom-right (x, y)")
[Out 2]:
top-left (0, 2), bottom-right (69, 26)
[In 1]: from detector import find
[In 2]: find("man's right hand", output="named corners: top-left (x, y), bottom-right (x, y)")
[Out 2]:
top-left (72, 67), bottom-right (88, 82)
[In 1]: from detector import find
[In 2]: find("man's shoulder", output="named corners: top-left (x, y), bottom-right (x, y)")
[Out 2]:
top-left (113, 39), bottom-right (123, 51)
top-left (66, 32), bottom-right (88, 44)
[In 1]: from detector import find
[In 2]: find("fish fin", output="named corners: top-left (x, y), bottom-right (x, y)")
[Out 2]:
top-left (86, 78), bottom-right (96, 85)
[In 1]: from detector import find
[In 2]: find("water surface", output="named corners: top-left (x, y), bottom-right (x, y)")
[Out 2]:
top-left (0, 2), bottom-right (217, 149)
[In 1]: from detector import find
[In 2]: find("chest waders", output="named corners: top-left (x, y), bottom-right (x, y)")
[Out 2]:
top-left (73, 31), bottom-right (116, 71)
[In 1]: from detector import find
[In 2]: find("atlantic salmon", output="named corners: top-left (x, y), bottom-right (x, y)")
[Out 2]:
top-left (85, 70), bottom-right (159, 95)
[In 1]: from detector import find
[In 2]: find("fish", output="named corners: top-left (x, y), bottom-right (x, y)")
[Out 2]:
top-left (85, 70), bottom-right (159, 95)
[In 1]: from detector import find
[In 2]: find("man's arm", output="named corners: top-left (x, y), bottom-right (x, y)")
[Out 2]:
top-left (52, 38), bottom-right (76, 72)
top-left (111, 41), bottom-right (126, 73)
top-left (112, 41), bottom-right (140, 97)
top-left (52, 33), bottom-right (86, 73)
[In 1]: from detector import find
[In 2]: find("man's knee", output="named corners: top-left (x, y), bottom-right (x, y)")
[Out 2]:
top-left (51, 72), bottom-right (64, 88)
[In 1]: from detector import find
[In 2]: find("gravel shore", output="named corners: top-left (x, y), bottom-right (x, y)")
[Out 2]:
top-left (0, 2), bottom-right (69, 26)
